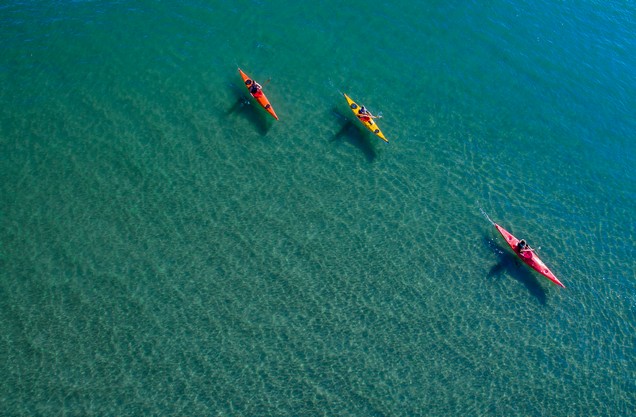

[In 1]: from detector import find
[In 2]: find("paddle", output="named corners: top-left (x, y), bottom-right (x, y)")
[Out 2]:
top-left (479, 207), bottom-right (496, 226)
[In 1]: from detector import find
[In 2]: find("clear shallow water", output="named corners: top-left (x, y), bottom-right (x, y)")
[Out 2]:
top-left (1, 1), bottom-right (634, 415)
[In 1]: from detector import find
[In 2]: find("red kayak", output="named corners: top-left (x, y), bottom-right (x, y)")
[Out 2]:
top-left (495, 223), bottom-right (565, 288)
top-left (238, 68), bottom-right (279, 120)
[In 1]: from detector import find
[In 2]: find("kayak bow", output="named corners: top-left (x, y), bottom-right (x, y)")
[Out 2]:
top-left (494, 223), bottom-right (565, 288)
top-left (238, 68), bottom-right (278, 120)
top-left (343, 93), bottom-right (388, 142)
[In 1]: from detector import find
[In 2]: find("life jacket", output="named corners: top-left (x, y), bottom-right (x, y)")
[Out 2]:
top-left (250, 85), bottom-right (263, 97)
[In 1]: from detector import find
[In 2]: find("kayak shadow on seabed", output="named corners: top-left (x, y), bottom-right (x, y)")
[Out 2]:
top-left (484, 236), bottom-right (547, 304)
top-left (226, 87), bottom-right (272, 136)
top-left (330, 108), bottom-right (377, 162)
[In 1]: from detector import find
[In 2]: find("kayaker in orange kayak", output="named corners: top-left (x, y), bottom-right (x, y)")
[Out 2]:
top-left (238, 68), bottom-right (278, 120)
top-left (249, 80), bottom-right (263, 97)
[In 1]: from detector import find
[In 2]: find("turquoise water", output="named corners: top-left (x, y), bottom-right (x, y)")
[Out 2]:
top-left (1, 0), bottom-right (634, 415)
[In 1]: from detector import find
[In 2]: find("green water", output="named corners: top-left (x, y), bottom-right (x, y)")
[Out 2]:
top-left (1, 1), bottom-right (634, 415)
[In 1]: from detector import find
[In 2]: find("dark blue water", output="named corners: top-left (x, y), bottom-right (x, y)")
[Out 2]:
top-left (1, 1), bottom-right (634, 415)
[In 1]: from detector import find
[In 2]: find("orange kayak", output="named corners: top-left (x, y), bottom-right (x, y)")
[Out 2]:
top-left (238, 68), bottom-right (278, 120)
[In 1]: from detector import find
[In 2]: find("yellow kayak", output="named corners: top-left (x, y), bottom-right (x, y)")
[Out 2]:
top-left (343, 93), bottom-right (388, 143)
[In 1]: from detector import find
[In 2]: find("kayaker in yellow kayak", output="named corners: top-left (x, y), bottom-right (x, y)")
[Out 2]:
top-left (357, 106), bottom-right (379, 123)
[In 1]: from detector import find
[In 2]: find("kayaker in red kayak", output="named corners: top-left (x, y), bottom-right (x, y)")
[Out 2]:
top-left (516, 239), bottom-right (534, 257)
top-left (492, 222), bottom-right (565, 287)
